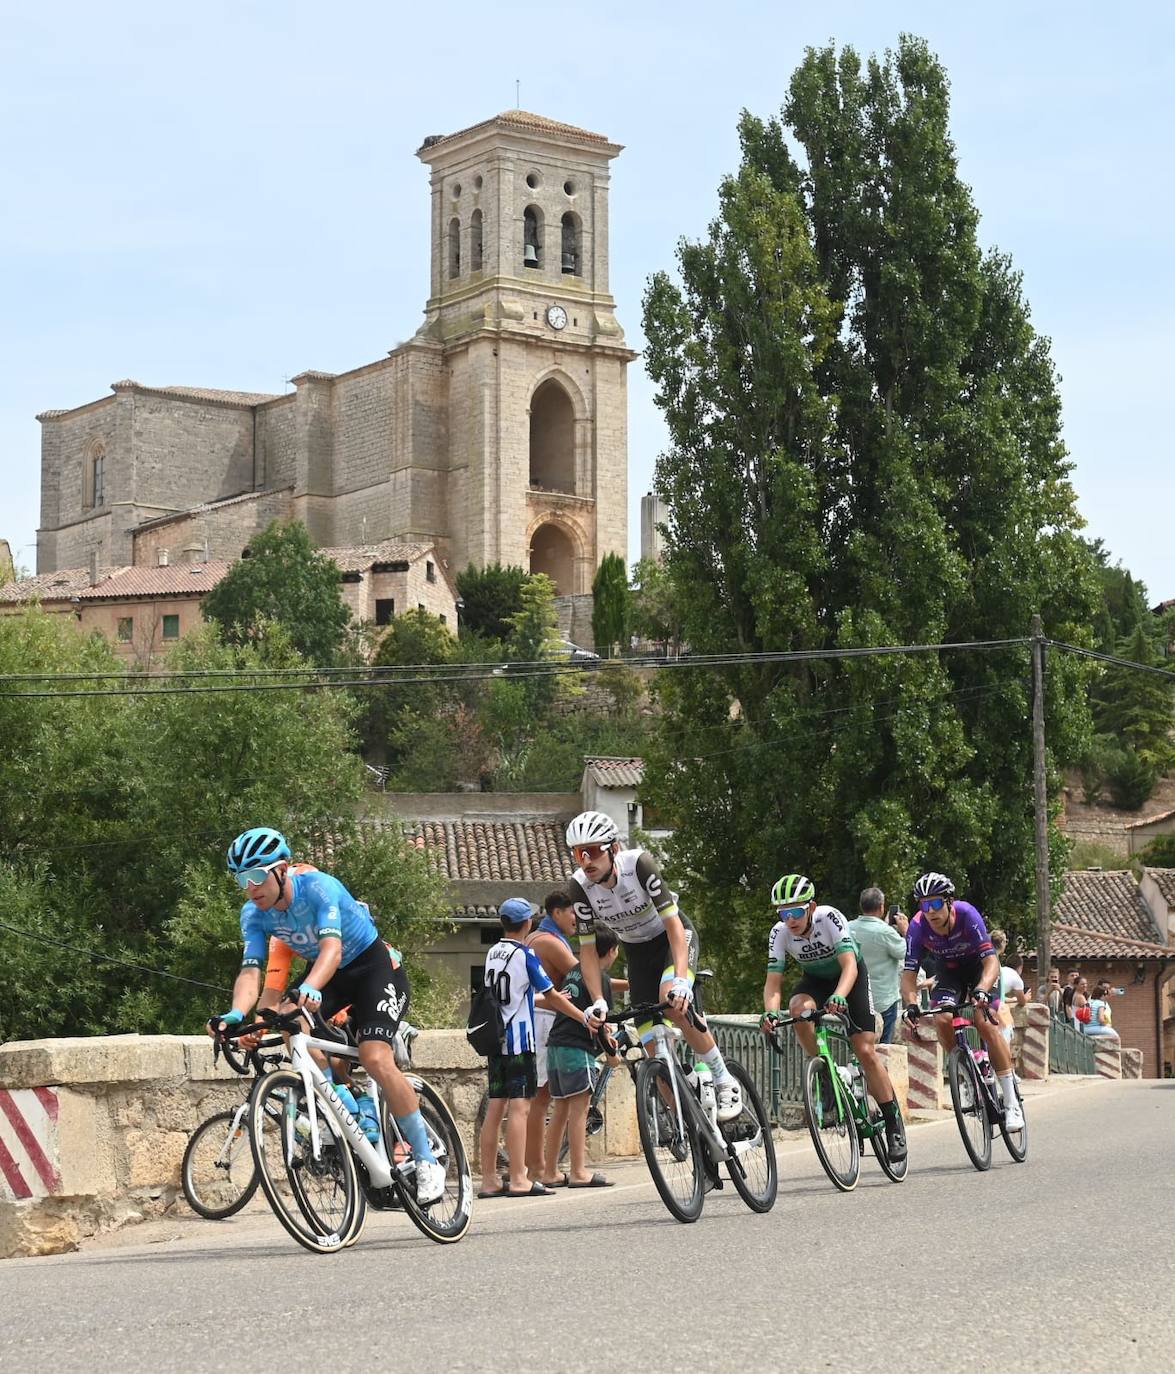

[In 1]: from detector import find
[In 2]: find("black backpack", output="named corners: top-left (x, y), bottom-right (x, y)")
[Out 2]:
top-left (466, 948), bottom-right (523, 1057)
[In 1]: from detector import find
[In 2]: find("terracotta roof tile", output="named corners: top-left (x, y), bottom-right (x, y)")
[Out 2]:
top-left (1147, 869), bottom-right (1175, 909)
top-left (1054, 870), bottom-right (1165, 946)
top-left (419, 109), bottom-right (615, 154)
top-left (134, 488), bottom-right (293, 534)
top-left (1126, 808), bottom-right (1175, 829)
top-left (351, 816), bottom-right (569, 883)
top-left (77, 562), bottom-right (232, 599)
top-left (583, 756), bottom-right (644, 788)
top-left (0, 568), bottom-right (117, 604)
top-left (319, 541), bottom-right (434, 573)
top-left (1050, 923), bottom-right (1171, 960)
top-left (118, 380), bottom-right (279, 407)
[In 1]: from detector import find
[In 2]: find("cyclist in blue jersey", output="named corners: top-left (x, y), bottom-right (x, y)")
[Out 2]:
top-left (209, 826), bottom-right (446, 1204)
top-left (900, 871), bottom-right (1024, 1132)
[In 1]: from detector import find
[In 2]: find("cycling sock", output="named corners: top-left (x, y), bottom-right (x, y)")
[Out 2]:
top-left (395, 1108), bottom-right (436, 1164)
top-left (700, 1046), bottom-right (732, 1084)
top-left (998, 1072), bottom-right (1016, 1104)
top-left (880, 1098), bottom-right (900, 1124)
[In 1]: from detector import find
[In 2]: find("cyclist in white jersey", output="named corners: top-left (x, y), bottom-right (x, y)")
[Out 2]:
top-left (759, 873), bottom-right (906, 1161)
top-left (565, 811), bottom-right (744, 1122)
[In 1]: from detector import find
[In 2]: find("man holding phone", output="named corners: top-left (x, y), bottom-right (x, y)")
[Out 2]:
top-left (848, 887), bottom-right (908, 1044)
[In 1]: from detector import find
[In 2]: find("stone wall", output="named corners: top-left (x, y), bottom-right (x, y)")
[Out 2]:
top-left (132, 489), bottom-right (294, 566)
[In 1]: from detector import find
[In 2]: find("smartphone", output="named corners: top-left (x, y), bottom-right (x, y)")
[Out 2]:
top-left (887, 904), bottom-right (900, 923)
top-left (1113, 986), bottom-right (1125, 996)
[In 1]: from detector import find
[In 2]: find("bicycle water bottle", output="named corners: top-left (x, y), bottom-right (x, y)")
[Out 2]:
top-left (694, 1062), bottom-right (717, 1126)
top-left (975, 1048), bottom-right (995, 1084)
top-left (848, 1062), bottom-right (867, 1105)
top-left (329, 1076), bottom-right (360, 1120)
top-left (355, 1092), bottom-right (381, 1143)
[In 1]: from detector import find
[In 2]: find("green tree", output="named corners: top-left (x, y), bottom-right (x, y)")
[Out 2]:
top-left (640, 37), bottom-right (1099, 1005)
top-left (358, 608), bottom-right (457, 768)
top-left (1094, 624), bottom-right (1174, 772)
top-left (505, 571), bottom-right (567, 715)
top-left (591, 552), bottom-right (630, 656)
top-left (455, 562), bottom-right (527, 642)
top-left (1139, 833), bottom-right (1175, 867)
top-left (630, 558), bottom-right (683, 653)
top-left (201, 520), bottom-right (351, 664)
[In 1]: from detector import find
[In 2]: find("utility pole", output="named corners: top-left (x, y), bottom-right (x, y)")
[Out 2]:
top-left (1031, 614), bottom-right (1051, 981)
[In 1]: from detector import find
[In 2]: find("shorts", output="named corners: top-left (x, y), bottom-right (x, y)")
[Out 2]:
top-left (487, 1050), bottom-right (538, 1100)
top-left (534, 1008), bottom-right (556, 1090)
top-left (547, 1045), bottom-right (597, 1099)
top-left (319, 939), bottom-right (410, 1045)
top-left (625, 928), bottom-right (699, 1008)
top-left (793, 959), bottom-right (875, 1036)
top-left (928, 958), bottom-right (1002, 1014)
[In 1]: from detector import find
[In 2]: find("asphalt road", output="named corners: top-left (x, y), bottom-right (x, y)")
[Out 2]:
top-left (3, 1077), bottom-right (1173, 1373)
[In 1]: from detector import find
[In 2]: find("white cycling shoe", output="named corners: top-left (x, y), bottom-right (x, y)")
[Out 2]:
top-left (1003, 1100), bottom-right (1025, 1132)
top-left (415, 1159), bottom-right (446, 1205)
top-left (715, 1078), bottom-right (744, 1123)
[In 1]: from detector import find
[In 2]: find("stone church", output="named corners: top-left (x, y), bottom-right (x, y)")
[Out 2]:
top-left (35, 111), bottom-right (636, 606)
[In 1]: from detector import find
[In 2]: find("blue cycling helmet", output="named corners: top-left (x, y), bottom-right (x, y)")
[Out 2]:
top-left (227, 827), bottom-right (291, 874)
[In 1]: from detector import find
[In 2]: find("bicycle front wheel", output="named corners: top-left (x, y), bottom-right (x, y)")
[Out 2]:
top-left (802, 1056), bottom-right (859, 1192)
top-left (249, 1070), bottom-right (362, 1254)
top-left (719, 1059), bottom-right (777, 1213)
top-left (947, 1047), bottom-right (992, 1171)
top-left (391, 1076), bottom-right (472, 1244)
top-left (997, 1078), bottom-right (1029, 1164)
top-left (181, 1108), bottom-right (258, 1219)
top-left (635, 1057), bottom-right (704, 1223)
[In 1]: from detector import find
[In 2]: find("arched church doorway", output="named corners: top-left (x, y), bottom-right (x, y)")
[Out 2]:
top-left (530, 521), bottom-right (575, 594)
top-left (529, 380), bottom-right (575, 494)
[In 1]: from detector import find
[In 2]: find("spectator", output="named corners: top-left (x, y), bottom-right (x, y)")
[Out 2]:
top-left (997, 952), bottom-right (1029, 1045)
top-left (848, 887), bottom-right (908, 1044)
top-left (1039, 968), bottom-right (1063, 1017)
top-left (523, 890), bottom-right (579, 1186)
top-left (1071, 976), bottom-right (1091, 1030)
top-left (1061, 970), bottom-right (1081, 1024)
top-left (477, 897), bottom-right (598, 1199)
top-left (1084, 982), bottom-right (1121, 1042)
top-left (542, 930), bottom-right (623, 1189)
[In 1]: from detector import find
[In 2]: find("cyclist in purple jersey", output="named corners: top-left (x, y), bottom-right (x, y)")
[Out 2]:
top-left (899, 872), bottom-right (1023, 1131)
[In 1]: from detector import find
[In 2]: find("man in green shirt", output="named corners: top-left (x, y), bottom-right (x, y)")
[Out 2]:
top-left (847, 887), bottom-right (908, 1044)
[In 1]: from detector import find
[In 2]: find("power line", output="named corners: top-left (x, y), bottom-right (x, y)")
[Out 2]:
top-left (1047, 640), bottom-right (1175, 682)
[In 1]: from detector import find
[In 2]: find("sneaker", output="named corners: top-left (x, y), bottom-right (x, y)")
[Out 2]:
top-left (1004, 1100), bottom-right (1024, 1133)
top-left (414, 1159), bottom-right (446, 1206)
top-left (715, 1078), bottom-right (743, 1123)
top-left (885, 1119), bottom-right (907, 1162)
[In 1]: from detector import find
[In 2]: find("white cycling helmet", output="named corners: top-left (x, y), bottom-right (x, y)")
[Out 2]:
top-left (565, 810), bottom-right (619, 849)
top-left (913, 871), bottom-right (955, 899)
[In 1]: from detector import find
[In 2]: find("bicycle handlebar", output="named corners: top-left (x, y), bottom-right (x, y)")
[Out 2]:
top-left (910, 998), bottom-right (998, 1026)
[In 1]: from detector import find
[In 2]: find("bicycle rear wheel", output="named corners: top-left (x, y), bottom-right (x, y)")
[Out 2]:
top-left (947, 1047), bottom-right (992, 1171)
top-left (635, 1057), bottom-right (704, 1222)
top-left (802, 1056), bottom-right (859, 1191)
top-left (249, 1070), bottom-right (363, 1254)
top-left (997, 1078), bottom-right (1029, 1163)
top-left (181, 1107), bottom-right (259, 1219)
top-left (864, 1095), bottom-right (908, 1183)
top-left (718, 1059), bottom-right (777, 1213)
top-left (390, 1076), bottom-right (472, 1244)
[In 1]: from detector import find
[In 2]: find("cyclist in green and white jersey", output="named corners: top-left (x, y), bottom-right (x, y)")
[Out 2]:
top-left (759, 874), bottom-right (906, 1161)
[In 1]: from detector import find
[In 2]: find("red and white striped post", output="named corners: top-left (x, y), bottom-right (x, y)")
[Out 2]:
top-left (905, 1021), bottom-right (943, 1113)
top-left (1017, 1003), bottom-right (1050, 1082)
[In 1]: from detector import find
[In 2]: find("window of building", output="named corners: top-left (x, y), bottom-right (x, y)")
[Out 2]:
top-left (426, 559), bottom-right (436, 583)
top-left (375, 598), bottom-right (395, 626)
top-left (439, 613), bottom-right (447, 625)
top-left (83, 443), bottom-right (106, 510)
top-left (561, 212), bottom-right (581, 276)
top-left (117, 617), bottom-right (133, 642)
top-left (470, 208), bottom-right (483, 272)
top-left (93, 452), bottom-right (105, 507)
top-left (523, 205), bottom-right (543, 269)
top-left (448, 217), bottom-right (461, 278)
top-left (162, 614), bottom-right (179, 640)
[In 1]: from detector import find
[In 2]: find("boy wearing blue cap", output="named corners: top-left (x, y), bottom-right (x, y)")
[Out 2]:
top-left (477, 896), bottom-right (601, 1198)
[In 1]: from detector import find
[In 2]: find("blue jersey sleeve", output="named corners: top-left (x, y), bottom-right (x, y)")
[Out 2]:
top-left (524, 946), bottom-right (554, 994)
top-left (241, 905), bottom-right (267, 968)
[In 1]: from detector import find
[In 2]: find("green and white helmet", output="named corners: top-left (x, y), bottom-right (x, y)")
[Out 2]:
top-left (771, 874), bottom-right (815, 906)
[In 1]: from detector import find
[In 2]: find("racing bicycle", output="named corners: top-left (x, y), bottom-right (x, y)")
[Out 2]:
top-left (913, 998), bottom-right (1028, 1171)
top-left (606, 998), bottom-right (777, 1223)
top-left (221, 1008), bottom-right (470, 1253)
top-left (767, 1008), bottom-right (908, 1191)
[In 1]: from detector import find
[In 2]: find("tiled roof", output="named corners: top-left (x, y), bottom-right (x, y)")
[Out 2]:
top-left (319, 541), bottom-right (434, 574)
top-left (112, 380), bottom-right (279, 407)
top-left (1146, 869), bottom-right (1175, 909)
top-left (134, 488), bottom-right (292, 533)
top-left (1054, 869), bottom-right (1165, 946)
top-left (451, 905), bottom-right (501, 923)
top-left (583, 756), bottom-right (644, 788)
top-left (0, 563), bottom-right (232, 603)
top-left (419, 109), bottom-right (614, 154)
top-left (400, 818), bottom-right (570, 883)
top-left (1050, 924), bottom-right (1171, 960)
top-left (0, 567), bottom-right (116, 604)
top-left (1126, 808), bottom-right (1175, 830)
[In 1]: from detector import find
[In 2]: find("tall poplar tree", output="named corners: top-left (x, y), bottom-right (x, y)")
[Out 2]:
top-left (641, 36), bottom-right (1099, 1002)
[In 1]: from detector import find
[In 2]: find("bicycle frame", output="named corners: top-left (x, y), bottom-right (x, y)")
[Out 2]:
top-left (644, 1022), bottom-right (760, 1168)
top-left (284, 1028), bottom-right (419, 1191)
top-left (947, 1012), bottom-right (1002, 1122)
top-left (771, 1013), bottom-right (883, 1140)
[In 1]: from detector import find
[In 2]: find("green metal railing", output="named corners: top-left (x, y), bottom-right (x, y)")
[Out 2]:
top-left (708, 1014), bottom-right (848, 1119)
top-left (1049, 1012), bottom-right (1096, 1074)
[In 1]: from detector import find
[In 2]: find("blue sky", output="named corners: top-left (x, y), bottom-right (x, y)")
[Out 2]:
top-left (2, 1), bottom-right (1171, 605)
